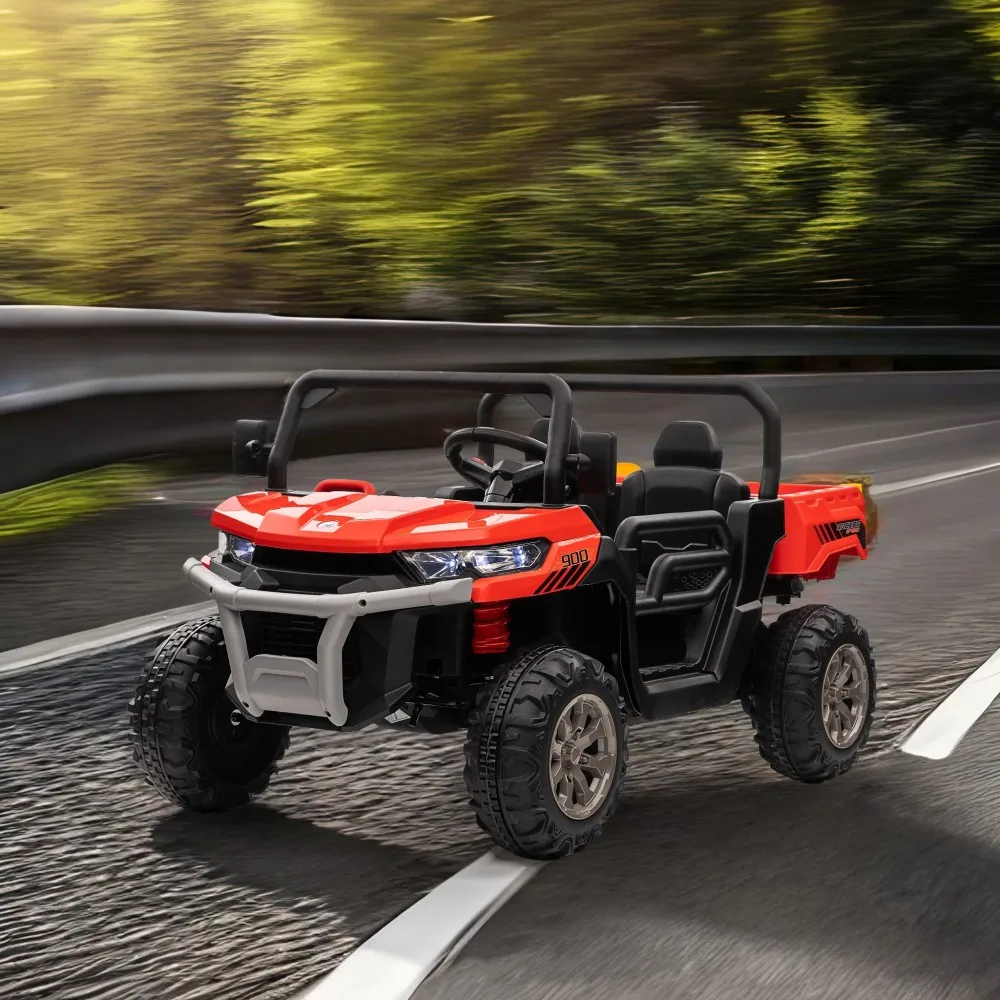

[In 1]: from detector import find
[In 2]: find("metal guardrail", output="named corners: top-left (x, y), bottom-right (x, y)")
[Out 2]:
top-left (0, 373), bottom-right (477, 494)
top-left (2, 305), bottom-right (999, 493)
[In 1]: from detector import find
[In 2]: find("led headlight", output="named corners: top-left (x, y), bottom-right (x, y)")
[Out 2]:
top-left (400, 540), bottom-right (548, 582)
top-left (218, 530), bottom-right (255, 564)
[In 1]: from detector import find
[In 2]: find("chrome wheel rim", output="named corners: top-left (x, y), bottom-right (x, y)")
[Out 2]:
top-left (548, 693), bottom-right (618, 821)
top-left (821, 644), bottom-right (870, 749)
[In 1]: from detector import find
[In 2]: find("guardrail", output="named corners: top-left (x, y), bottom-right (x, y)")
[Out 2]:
top-left (3, 305), bottom-right (999, 494)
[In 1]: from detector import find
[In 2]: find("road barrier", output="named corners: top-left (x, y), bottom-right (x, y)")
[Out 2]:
top-left (3, 305), bottom-right (999, 493)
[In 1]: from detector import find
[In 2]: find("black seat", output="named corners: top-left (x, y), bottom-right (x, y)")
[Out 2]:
top-left (528, 417), bottom-right (582, 454)
top-left (617, 422), bottom-right (749, 564)
top-left (529, 418), bottom-right (618, 527)
top-left (576, 430), bottom-right (618, 530)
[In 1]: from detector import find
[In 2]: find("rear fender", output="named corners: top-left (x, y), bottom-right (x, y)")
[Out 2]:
top-left (747, 480), bottom-right (869, 579)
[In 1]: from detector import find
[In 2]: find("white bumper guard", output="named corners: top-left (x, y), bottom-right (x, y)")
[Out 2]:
top-left (182, 558), bottom-right (474, 726)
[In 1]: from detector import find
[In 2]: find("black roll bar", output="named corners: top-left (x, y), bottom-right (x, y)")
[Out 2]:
top-left (265, 370), bottom-right (574, 505)
top-left (473, 374), bottom-right (783, 501)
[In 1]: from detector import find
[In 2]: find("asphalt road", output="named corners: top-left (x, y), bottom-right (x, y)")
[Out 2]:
top-left (1, 370), bottom-right (999, 1000)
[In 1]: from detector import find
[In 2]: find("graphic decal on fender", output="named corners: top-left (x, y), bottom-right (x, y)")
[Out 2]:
top-left (535, 548), bottom-right (591, 595)
top-left (814, 519), bottom-right (867, 549)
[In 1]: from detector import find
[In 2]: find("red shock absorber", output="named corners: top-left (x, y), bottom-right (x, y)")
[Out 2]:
top-left (472, 602), bottom-right (511, 655)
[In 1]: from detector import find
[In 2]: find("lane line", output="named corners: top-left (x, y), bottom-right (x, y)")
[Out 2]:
top-left (784, 418), bottom-right (1000, 462)
top-left (899, 647), bottom-right (1000, 760)
top-left (297, 850), bottom-right (543, 1000)
top-left (0, 601), bottom-right (214, 677)
top-left (751, 369), bottom-right (1000, 381)
top-left (870, 459), bottom-right (1000, 497)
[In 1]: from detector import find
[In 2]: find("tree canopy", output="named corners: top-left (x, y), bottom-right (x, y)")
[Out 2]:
top-left (2, 0), bottom-right (1000, 322)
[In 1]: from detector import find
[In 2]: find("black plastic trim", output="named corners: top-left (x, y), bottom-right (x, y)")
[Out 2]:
top-left (638, 548), bottom-right (731, 612)
top-left (615, 509), bottom-right (732, 553)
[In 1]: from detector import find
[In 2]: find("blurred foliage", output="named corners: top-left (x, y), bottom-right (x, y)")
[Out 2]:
top-left (2, 0), bottom-right (1000, 321)
top-left (0, 464), bottom-right (156, 539)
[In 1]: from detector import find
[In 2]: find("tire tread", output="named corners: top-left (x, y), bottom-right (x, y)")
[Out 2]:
top-left (741, 604), bottom-right (877, 783)
top-left (464, 644), bottom-right (629, 860)
top-left (128, 617), bottom-right (289, 811)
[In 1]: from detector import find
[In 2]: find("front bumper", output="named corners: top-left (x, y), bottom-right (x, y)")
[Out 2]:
top-left (182, 558), bottom-right (473, 726)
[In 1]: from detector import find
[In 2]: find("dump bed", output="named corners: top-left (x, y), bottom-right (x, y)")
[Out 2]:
top-left (614, 462), bottom-right (873, 582)
top-left (747, 481), bottom-right (870, 580)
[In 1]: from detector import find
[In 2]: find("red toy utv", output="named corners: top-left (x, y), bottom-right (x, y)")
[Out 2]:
top-left (130, 370), bottom-right (877, 860)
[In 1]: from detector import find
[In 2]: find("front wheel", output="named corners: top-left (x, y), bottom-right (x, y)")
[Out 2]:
top-left (741, 605), bottom-right (877, 783)
top-left (465, 644), bottom-right (629, 860)
top-left (129, 617), bottom-right (290, 811)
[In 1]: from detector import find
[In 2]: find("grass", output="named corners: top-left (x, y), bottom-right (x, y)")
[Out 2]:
top-left (0, 464), bottom-right (158, 540)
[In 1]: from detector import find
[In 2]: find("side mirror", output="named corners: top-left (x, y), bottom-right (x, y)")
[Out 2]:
top-left (232, 419), bottom-right (273, 477)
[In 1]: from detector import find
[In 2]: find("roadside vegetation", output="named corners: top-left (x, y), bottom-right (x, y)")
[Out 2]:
top-left (2, 2), bottom-right (1000, 323)
top-left (0, 466), bottom-right (157, 540)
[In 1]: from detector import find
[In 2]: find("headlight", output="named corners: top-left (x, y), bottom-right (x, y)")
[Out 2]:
top-left (218, 531), bottom-right (255, 564)
top-left (400, 540), bottom-right (548, 582)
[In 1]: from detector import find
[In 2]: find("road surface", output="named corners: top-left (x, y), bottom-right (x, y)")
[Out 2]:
top-left (1, 370), bottom-right (998, 1000)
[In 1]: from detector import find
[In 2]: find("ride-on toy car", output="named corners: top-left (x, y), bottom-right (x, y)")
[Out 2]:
top-left (129, 370), bottom-right (878, 860)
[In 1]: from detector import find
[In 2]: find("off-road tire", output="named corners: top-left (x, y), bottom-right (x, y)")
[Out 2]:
top-left (129, 616), bottom-right (290, 811)
top-left (465, 644), bottom-right (629, 860)
top-left (740, 604), bottom-right (876, 783)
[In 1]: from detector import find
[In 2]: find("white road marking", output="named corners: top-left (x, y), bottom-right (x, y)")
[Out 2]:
top-left (0, 601), bottom-right (214, 677)
top-left (899, 647), bottom-right (1000, 760)
top-left (870, 459), bottom-right (1000, 497)
top-left (752, 369), bottom-right (998, 381)
top-left (296, 849), bottom-right (543, 1000)
top-left (784, 418), bottom-right (1000, 462)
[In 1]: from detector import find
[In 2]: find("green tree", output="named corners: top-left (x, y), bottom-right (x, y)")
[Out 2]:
top-left (2, 0), bottom-right (1000, 322)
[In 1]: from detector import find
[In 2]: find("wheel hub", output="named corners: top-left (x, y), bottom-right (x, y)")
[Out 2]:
top-left (821, 643), bottom-right (870, 750)
top-left (549, 693), bottom-right (618, 821)
top-left (208, 695), bottom-right (251, 750)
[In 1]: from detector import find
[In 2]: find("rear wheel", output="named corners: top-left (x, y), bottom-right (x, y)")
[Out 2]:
top-left (740, 605), bottom-right (876, 783)
top-left (129, 617), bottom-right (290, 811)
top-left (465, 644), bottom-right (629, 860)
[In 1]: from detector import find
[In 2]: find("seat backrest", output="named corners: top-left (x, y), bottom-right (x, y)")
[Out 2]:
top-left (530, 419), bottom-right (617, 525)
top-left (528, 417), bottom-right (582, 453)
top-left (576, 430), bottom-right (618, 530)
top-left (618, 420), bottom-right (750, 528)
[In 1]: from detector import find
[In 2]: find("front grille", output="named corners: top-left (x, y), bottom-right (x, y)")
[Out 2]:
top-left (256, 613), bottom-right (324, 659)
top-left (251, 547), bottom-right (404, 578)
top-left (246, 546), bottom-right (416, 596)
top-left (245, 612), bottom-right (362, 687)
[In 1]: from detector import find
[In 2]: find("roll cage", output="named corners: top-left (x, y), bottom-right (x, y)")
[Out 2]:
top-left (253, 368), bottom-right (782, 503)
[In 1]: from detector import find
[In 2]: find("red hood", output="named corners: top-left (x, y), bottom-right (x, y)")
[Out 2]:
top-left (210, 490), bottom-right (597, 552)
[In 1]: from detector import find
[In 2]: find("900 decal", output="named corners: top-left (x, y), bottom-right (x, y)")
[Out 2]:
top-left (535, 547), bottom-right (592, 595)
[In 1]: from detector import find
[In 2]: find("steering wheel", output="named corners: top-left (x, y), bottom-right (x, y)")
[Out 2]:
top-left (444, 427), bottom-right (550, 497)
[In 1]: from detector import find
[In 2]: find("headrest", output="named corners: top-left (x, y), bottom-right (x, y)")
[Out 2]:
top-left (653, 421), bottom-right (722, 470)
top-left (529, 417), bottom-right (582, 452)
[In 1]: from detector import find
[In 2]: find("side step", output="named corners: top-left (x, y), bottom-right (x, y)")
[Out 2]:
top-left (639, 662), bottom-right (698, 682)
